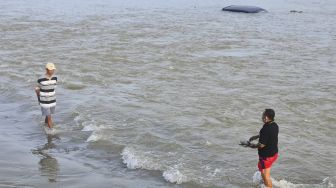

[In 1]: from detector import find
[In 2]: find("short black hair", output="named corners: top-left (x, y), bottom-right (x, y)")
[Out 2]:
top-left (264, 109), bottom-right (275, 121)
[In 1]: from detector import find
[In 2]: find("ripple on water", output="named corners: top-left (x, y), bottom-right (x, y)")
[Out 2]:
top-left (64, 82), bottom-right (87, 90)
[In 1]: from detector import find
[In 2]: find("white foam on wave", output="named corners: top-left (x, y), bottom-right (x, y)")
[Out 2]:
top-left (81, 120), bottom-right (106, 142)
top-left (322, 177), bottom-right (335, 188)
top-left (81, 123), bottom-right (97, 131)
top-left (253, 171), bottom-right (263, 185)
top-left (81, 119), bottom-right (100, 132)
top-left (253, 171), bottom-right (298, 188)
top-left (121, 147), bottom-right (161, 170)
top-left (74, 114), bottom-right (81, 125)
top-left (121, 147), bottom-right (190, 184)
top-left (163, 167), bottom-right (188, 184)
top-left (120, 147), bottom-right (229, 185)
top-left (73, 112), bottom-right (99, 132)
top-left (86, 132), bottom-right (101, 142)
top-left (40, 123), bottom-right (59, 135)
top-left (121, 147), bottom-right (142, 169)
top-left (253, 171), bottom-right (335, 188)
top-left (273, 179), bottom-right (298, 188)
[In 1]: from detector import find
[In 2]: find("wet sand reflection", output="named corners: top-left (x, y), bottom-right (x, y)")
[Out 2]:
top-left (32, 134), bottom-right (60, 182)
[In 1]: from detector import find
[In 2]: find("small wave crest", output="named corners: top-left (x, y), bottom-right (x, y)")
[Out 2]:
top-left (253, 171), bottom-right (335, 188)
top-left (73, 111), bottom-right (98, 132)
top-left (121, 147), bottom-right (188, 184)
top-left (163, 167), bottom-right (188, 184)
top-left (82, 122), bottom-right (98, 132)
top-left (73, 112), bottom-right (104, 142)
top-left (86, 132), bottom-right (102, 142)
top-left (121, 147), bottom-right (162, 170)
top-left (121, 147), bottom-right (225, 185)
top-left (40, 123), bottom-right (59, 135)
top-left (64, 82), bottom-right (86, 90)
top-left (121, 147), bottom-right (141, 169)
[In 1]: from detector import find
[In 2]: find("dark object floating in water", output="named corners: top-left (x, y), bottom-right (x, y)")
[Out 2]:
top-left (290, 10), bottom-right (303, 13)
top-left (222, 5), bottom-right (267, 13)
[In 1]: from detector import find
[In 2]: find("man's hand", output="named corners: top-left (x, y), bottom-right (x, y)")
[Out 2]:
top-left (248, 143), bottom-right (259, 148)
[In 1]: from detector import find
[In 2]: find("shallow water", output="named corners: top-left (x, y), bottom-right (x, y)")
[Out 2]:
top-left (0, 0), bottom-right (335, 187)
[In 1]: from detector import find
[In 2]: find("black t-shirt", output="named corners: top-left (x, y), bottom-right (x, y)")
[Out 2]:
top-left (258, 122), bottom-right (279, 158)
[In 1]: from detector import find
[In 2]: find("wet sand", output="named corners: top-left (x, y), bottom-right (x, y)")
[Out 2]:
top-left (0, 100), bottom-right (171, 188)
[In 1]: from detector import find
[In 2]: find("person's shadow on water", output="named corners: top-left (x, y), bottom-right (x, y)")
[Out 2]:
top-left (32, 134), bottom-right (60, 183)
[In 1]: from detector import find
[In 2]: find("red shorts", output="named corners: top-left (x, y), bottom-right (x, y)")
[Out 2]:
top-left (258, 153), bottom-right (278, 171)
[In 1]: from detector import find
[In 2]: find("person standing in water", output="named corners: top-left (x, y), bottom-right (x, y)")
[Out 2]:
top-left (35, 63), bottom-right (57, 129)
top-left (248, 109), bottom-right (279, 188)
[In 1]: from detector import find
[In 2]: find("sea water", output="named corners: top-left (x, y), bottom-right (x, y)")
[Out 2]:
top-left (0, 0), bottom-right (335, 187)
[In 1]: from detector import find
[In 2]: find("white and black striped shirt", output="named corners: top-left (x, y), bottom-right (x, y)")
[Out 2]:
top-left (37, 75), bottom-right (57, 108)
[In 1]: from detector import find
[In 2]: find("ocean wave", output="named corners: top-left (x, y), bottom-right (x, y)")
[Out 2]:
top-left (0, 183), bottom-right (35, 188)
top-left (43, 126), bottom-right (58, 135)
top-left (121, 146), bottom-right (188, 184)
top-left (86, 132), bottom-right (102, 142)
top-left (73, 113), bottom-right (81, 126)
top-left (74, 113), bottom-right (100, 132)
top-left (253, 171), bottom-right (335, 188)
top-left (121, 147), bottom-right (225, 185)
top-left (323, 177), bottom-right (335, 188)
top-left (121, 147), bottom-right (162, 170)
top-left (63, 82), bottom-right (87, 90)
top-left (163, 167), bottom-right (188, 184)
top-left (81, 122), bottom-right (98, 132)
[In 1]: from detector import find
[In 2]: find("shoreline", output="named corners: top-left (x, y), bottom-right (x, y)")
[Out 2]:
top-left (0, 101), bottom-right (169, 188)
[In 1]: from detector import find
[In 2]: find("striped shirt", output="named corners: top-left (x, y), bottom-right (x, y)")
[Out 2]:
top-left (37, 75), bottom-right (57, 108)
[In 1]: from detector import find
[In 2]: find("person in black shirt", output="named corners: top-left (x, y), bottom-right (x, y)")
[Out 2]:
top-left (248, 109), bottom-right (279, 188)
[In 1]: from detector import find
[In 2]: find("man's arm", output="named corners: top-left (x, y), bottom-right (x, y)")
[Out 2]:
top-left (35, 87), bottom-right (40, 102)
top-left (249, 135), bottom-right (260, 142)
